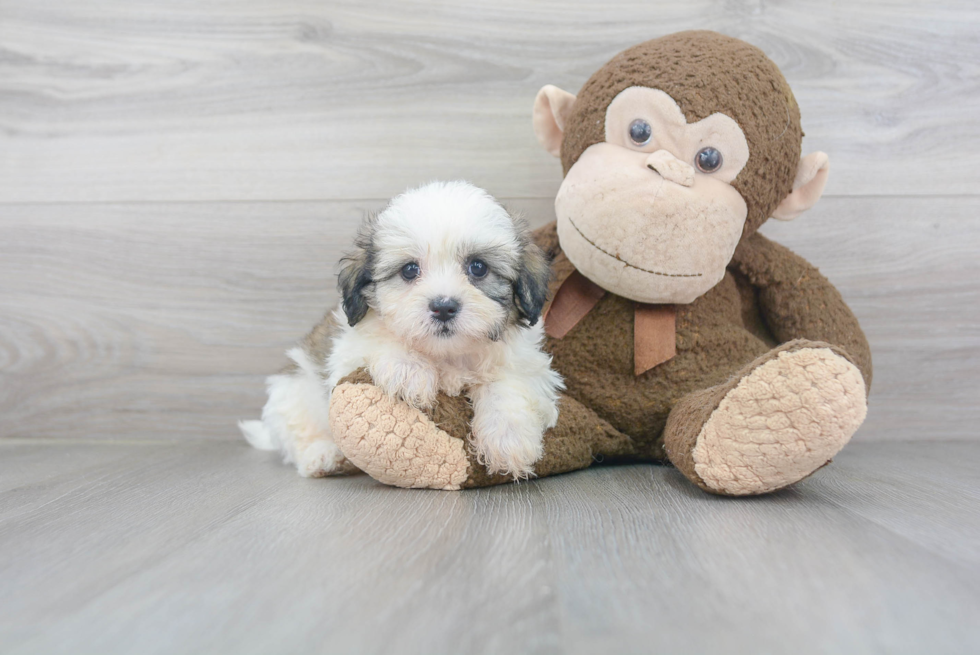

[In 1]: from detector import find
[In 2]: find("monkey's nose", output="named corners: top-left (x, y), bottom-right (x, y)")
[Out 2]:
top-left (429, 298), bottom-right (460, 322)
top-left (646, 149), bottom-right (695, 187)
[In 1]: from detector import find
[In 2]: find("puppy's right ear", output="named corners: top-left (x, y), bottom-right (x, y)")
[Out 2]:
top-left (337, 224), bottom-right (374, 327)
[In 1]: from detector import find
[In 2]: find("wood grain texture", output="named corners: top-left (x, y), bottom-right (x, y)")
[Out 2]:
top-left (2, 196), bottom-right (977, 442)
top-left (0, 440), bottom-right (978, 654)
top-left (1, 0), bottom-right (978, 202)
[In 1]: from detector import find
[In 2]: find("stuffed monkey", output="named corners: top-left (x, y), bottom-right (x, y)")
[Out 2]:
top-left (328, 31), bottom-right (872, 495)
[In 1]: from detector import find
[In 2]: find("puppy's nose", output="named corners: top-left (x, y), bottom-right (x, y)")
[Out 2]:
top-left (429, 298), bottom-right (460, 322)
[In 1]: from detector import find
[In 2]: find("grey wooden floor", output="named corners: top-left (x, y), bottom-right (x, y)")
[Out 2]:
top-left (1, 441), bottom-right (978, 654)
top-left (3, 0), bottom-right (980, 652)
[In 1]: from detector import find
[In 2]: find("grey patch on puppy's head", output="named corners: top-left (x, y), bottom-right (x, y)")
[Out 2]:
top-left (470, 266), bottom-right (515, 339)
top-left (463, 210), bottom-right (552, 330)
top-left (337, 215), bottom-right (378, 327)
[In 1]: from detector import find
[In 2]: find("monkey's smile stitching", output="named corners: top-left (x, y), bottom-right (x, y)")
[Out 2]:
top-left (567, 217), bottom-right (702, 278)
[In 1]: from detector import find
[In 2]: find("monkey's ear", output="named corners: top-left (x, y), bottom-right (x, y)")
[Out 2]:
top-left (772, 152), bottom-right (830, 221)
top-left (337, 248), bottom-right (373, 327)
top-left (513, 242), bottom-right (552, 327)
top-left (533, 85), bottom-right (577, 157)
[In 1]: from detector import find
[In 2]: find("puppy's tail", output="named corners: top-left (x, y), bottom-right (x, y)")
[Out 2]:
top-left (238, 420), bottom-right (279, 451)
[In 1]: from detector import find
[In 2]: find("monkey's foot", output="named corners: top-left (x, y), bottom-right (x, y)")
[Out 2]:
top-left (329, 380), bottom-right (472, 490)
top-left (665, 342), bottom-right (867, 496)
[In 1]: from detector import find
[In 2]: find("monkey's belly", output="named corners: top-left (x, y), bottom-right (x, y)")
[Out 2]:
top-left (544, 289), bottom-right (774, 459)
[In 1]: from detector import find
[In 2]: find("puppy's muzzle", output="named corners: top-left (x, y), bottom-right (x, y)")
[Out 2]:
top-left (429, 297), bottom-right (460, 323)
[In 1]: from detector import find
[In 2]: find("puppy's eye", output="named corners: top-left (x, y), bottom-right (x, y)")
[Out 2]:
top-left (467, 260), bottom-right (488, 278)
top-left (628, 119), bottom-right (652, 146)
top-left (400, 262), bottom-right (421, 281)
top-left (695, 147), bottom-right (723, 173)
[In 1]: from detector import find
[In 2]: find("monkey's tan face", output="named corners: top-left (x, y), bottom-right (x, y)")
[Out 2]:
top-left (555, 87), bottom-right (750, 304)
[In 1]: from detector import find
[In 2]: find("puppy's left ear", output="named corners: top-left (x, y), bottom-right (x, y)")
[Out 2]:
top-left (513, 242), bottom-right (551, 327)
top-left (337, 227), bottom-right (374, 326)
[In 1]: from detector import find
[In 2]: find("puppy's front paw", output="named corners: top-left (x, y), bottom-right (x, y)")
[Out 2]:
top-left (471, 406), bottom-right (545, 480)
top-left (369, 352), bottom-right (440, 409)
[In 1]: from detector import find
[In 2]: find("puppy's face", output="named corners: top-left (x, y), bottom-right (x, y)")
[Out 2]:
top-left (339, 182), bottom-right (550, 355)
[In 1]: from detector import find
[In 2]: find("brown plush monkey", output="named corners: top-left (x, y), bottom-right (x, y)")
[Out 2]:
top-left (328, 31), bottom-right (872, 495)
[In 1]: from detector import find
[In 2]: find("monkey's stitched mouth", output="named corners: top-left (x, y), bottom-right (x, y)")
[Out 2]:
top-left (567, 217), bottom-right (702, 279)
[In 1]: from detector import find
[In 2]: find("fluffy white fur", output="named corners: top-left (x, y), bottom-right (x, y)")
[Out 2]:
top-left (240, 181), bottom-right (563, 479)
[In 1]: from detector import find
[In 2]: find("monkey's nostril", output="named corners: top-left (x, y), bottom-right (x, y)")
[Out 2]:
top-left (429, 298), bottom-right (460, 323)
top-left (646, 150), bottom-right (695, 187)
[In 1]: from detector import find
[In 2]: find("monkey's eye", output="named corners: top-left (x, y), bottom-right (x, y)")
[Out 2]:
top-left (400, 262), bottom-right (421, 281)
top-left (628, 119), bottom-right (652, 146)
top-left (695, 147), bottom-right (723, 173)
top-left (467, 259), bottom-right (488, 278)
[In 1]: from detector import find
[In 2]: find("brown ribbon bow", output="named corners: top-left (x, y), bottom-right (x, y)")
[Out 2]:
top-left (543, 271), bottom-right (676, 376)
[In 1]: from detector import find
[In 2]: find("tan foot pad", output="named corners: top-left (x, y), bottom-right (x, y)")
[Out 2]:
top-left (329, 382), bottom-right (470, 490)
top-left (693, 347), bottom-right (867, 495)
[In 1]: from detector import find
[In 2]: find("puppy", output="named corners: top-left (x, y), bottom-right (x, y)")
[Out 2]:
top-left (239, 181), bottom-right (563, 480)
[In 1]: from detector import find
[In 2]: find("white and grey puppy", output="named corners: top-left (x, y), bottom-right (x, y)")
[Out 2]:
top-left (239, 181), bottom-right (563, 479)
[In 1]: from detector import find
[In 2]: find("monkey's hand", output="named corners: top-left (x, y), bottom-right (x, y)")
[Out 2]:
top-left (328, 369), bottom-right (634, 489)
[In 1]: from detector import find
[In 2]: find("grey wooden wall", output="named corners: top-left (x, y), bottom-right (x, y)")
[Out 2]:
top-left (1, 0), bottom-right (978, 443)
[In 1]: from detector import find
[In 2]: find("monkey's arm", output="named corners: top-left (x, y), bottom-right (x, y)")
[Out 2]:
top-left (328, 369), bottom-right (633, 489)
top-left (729, 231), bottom-right (873, 389)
